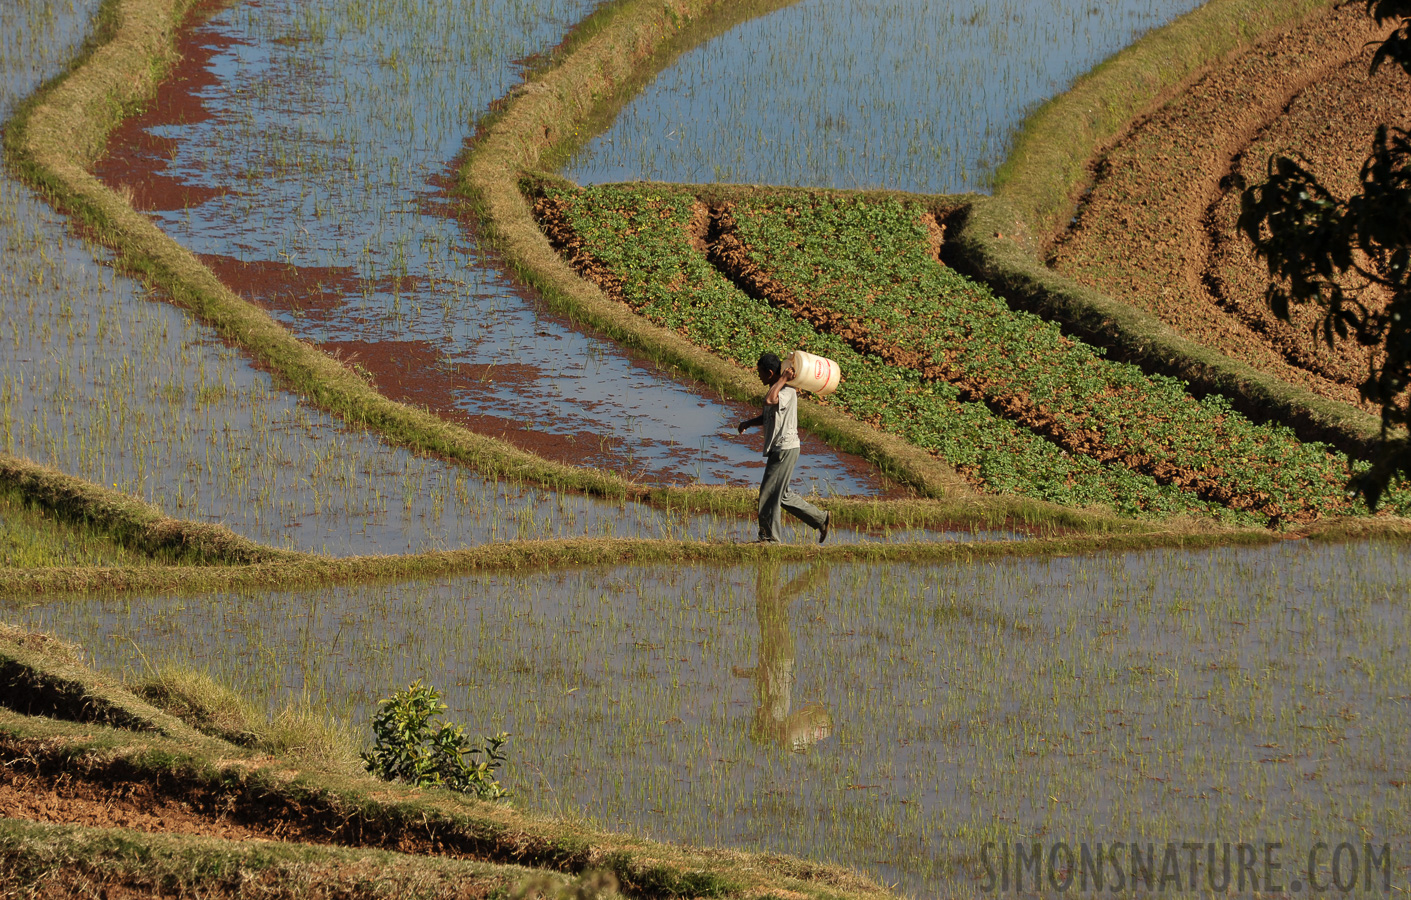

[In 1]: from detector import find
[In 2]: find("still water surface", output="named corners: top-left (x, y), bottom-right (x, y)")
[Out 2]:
top-left (17, 540), bottom-right (1411, 897)
top-left (567, 0), bottom-right (1208, 193)
top-left (97, 0), bottom-right (881, 492)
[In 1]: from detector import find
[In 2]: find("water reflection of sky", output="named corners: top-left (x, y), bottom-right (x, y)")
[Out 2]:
top-left (19, 540), bottom-right (1411, 898)
top-left (119, 0), bottom-right (882, 493)
top-left (567, 0), bottom-right (1208, 192)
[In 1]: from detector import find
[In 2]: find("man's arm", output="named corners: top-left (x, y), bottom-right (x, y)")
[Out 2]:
top-left (763, 367), bottom-right (794, 406)
top-left (738, 366), bottom-right (794, 433)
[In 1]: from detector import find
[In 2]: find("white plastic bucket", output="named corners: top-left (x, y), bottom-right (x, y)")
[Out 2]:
top-left (787, 350), bottom-right (842, 396)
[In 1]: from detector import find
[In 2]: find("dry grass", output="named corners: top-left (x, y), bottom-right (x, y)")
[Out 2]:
top-left (9, 516), bottom-right (1411, 599)
top-left (132, 665), bottom-right (261, 746)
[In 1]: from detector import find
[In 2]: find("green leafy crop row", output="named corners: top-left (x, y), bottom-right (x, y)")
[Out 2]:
top-left (728, 194), bottom-right (1411, 522)
top-left (545, 185), bottom-right (1243, 521)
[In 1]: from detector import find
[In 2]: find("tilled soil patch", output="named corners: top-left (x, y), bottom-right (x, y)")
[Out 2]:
top-left (0, 742), bottom-right (588, 868)
top-left (1050, 2), bottom-right (1409, 410)
top-left (1202, 43), bottom-right (1406, 388)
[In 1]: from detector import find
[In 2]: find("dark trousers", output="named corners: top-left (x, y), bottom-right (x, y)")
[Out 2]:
top-left (758, 448), bottom-right (828, 542)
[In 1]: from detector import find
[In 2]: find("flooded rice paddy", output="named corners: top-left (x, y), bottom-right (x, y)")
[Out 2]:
top-left (92, 0), bottom-right (884, 493)
top-left (566, 0), bottom-right (1207, 193)
top-left (0, 0), bottom-right (905, 553)
top-left (9, 0), bottom-right (1411, 894)
top-left (14, 541), bottom-right (1411, 897)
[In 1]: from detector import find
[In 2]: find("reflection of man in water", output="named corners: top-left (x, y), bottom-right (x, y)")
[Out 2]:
top-left (732, 562), bottom-right (833, 752)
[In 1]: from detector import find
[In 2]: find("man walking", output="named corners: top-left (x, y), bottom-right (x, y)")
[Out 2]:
top-left (737, 352), bottom-right (831, 544)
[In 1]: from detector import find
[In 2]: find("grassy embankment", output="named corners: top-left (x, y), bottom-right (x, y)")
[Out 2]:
top-left (0, 451), bottom-right (299, 567)
top-left (3, 0), bottom-right (1096, 543)
top-left (9, 447), bottom-right (1359, 599)
top-left (0, 624), bottom-right (892, 899)
top-left (1, 484), bottom-right (149, 569)
top-left (951, 0), bottom-right (1398, 459)
top-left (9, 442), bottom-right (1401, 601)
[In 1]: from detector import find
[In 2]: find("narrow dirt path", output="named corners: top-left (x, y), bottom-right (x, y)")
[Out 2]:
top-left (1050, 2), bottom-right (1409, 410)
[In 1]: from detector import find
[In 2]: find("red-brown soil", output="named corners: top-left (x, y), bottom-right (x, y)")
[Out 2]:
top-left (0, 747), bottom-right (578, 865)
top-left (319, 337), bottom-right (631, 471)
top-left (5, 867), bottom-right (496, 900)
top-left (1050, 3), bottom-right (1411, 411)
top-left (196, 253), bottom-right (365, 321)
top-left (92, 2), bottom-right (237, 212)
top-left (0, 771), bottom-right (272, 842)
top-left (0, 756), bottom-right (537, 899)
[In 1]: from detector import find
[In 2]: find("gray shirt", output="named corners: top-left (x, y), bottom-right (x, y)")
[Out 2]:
top-left (762, 385), bottom-right (801, 455)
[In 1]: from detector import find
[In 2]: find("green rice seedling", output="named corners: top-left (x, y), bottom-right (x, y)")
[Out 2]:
top-left (0, 483), bottom-right (149, 568)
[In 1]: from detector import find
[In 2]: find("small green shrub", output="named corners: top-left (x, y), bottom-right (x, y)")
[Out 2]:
top-left (361, 680), bottom-right (508, 799)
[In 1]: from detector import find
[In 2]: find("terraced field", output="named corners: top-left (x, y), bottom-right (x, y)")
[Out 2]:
top-left (535, 184), bottom-right (1411, 525)
top-left (1050, 2), bottom-right (1411, 414)
top-left (0, 0), bottom-right (795, 556)
top-left (18, 544), bottom-right (1411, 899)
top-left (5, 0), bottom-right (1411, 896)
top-left (87, 0), bottom-right (882, 493)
